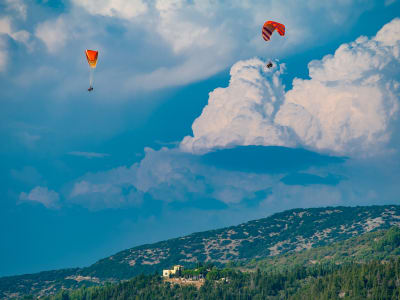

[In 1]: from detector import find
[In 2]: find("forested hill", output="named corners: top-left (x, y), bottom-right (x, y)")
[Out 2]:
top-left (82, 205), bottom-right (400, 278)
top-left (44, 257), bottom-right (400, 300)
top-left (1, 205), bottom-right (400, 298)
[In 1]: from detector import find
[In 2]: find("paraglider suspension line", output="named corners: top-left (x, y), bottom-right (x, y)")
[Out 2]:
top-left (89, 68), bottom-right (95, 89)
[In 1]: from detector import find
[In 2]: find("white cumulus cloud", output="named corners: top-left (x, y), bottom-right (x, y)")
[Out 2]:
top-left (19, 186), bottom-right (60, 209)
top-left (276, 19), bottom-right (400, 155)
top-left (181, 59), bottom-right (292, 153)
top-left (182, 18), bottom-right (400, 157)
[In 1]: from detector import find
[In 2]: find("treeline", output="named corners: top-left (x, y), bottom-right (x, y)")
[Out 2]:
top-left (31, 258), bottom-right (400, 300)
top-left (293, 259), bottom-right (400, 299)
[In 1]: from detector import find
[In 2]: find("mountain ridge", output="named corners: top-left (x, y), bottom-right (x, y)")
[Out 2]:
top-left (2, 204), bottom-right (400, 298)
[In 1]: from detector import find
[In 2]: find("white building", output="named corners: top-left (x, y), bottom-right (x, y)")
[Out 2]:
top-left (162, 265), bottom-right (184, 277)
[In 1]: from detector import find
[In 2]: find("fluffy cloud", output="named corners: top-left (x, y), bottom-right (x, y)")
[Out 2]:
top-left (19, 186), bottom-right (60, 209)
top-left (276, 19), bottom-right (400, 155)
top-left (68, 147), bottom-right (277, 209)
top-left (181, 60), bottom-right (291, 153)
top-left (182, 19), bottom-right (400, 157)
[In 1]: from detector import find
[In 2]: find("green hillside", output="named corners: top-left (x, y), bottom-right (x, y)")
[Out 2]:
top-left (41, 227), bottom-right (400, 300)
top-left (245, 226), bottom-right (400, 273)
top-left (2, 205), bottom-right (400, 299)
top-left (43, 258), bottom-right (400, 300)
top-left (81, 205), bottom-right (400, 279)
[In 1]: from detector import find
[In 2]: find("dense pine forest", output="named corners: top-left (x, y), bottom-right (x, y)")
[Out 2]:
top-left (37, 258), bottom-right (400, 300)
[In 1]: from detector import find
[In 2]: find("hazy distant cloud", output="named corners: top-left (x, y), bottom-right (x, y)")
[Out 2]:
top-left (68, 147), bottom-right (278, 209)
top-left (0, 18), bottom-right (12, 35)
top-left (384, 0), bottom-right (396, 6)
top-left (154, 140), bottom-right (180, 146)
top-left (0, 17), bottom-right (31, 71)
top-left (260, 183), bottom-right (343, 212)
top-left (182, 18), bottom-right (400, 157)
top-left (69, 180), bottom-right (143, 210)
top-left (0, 17), bottom-right (31, 45)
top-left (129, 55), bottom-right (229, 91)
top-left (72, 0), bottom-right (148, 19)
top-left (154, 0), bottom-right (225, 54)
top-left (68, 151), bottom-right (110, 159)
top-left (65, 145), bottom-right (400, 211)
top-left (19, 186), bottom-right (60, 209)
top-left (5, 0), bottom-right (27, 20)
top-left (17, 131), bottom-right (41, 148)
top-left (35, 17), bottom-right (68, 53)
top-left (11, 166), bottom-right (44, 186)
top-left (68, 165), bottom-right (143, 209)
top-left (0, 37), bottom-right (7, 72)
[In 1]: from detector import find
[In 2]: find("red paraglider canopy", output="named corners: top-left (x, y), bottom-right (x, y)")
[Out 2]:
top-left (85, 49), bottom-right (98, 68)
top-left (262, 21), bottom-right (285, 42)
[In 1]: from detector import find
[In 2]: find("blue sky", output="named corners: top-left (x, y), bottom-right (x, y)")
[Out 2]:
top-left (1, 0), bottom-right (400, 276)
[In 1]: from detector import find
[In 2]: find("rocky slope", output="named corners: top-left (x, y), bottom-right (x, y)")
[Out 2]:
top-left (1, 205), bottom-right (400, 298)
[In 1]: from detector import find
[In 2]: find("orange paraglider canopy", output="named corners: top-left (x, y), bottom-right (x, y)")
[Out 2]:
top-left (85, 50), bottom-right (98, 68)
top-left (262, 21), bottom-right (285, 42)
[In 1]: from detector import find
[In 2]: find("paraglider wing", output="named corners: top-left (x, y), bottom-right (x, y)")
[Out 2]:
top-left (85, 49), bottom-right (98, 91)
top-left (85, 50), bottom-right (98, 68)
top-left (262, 21), bottom-right (285, 42)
